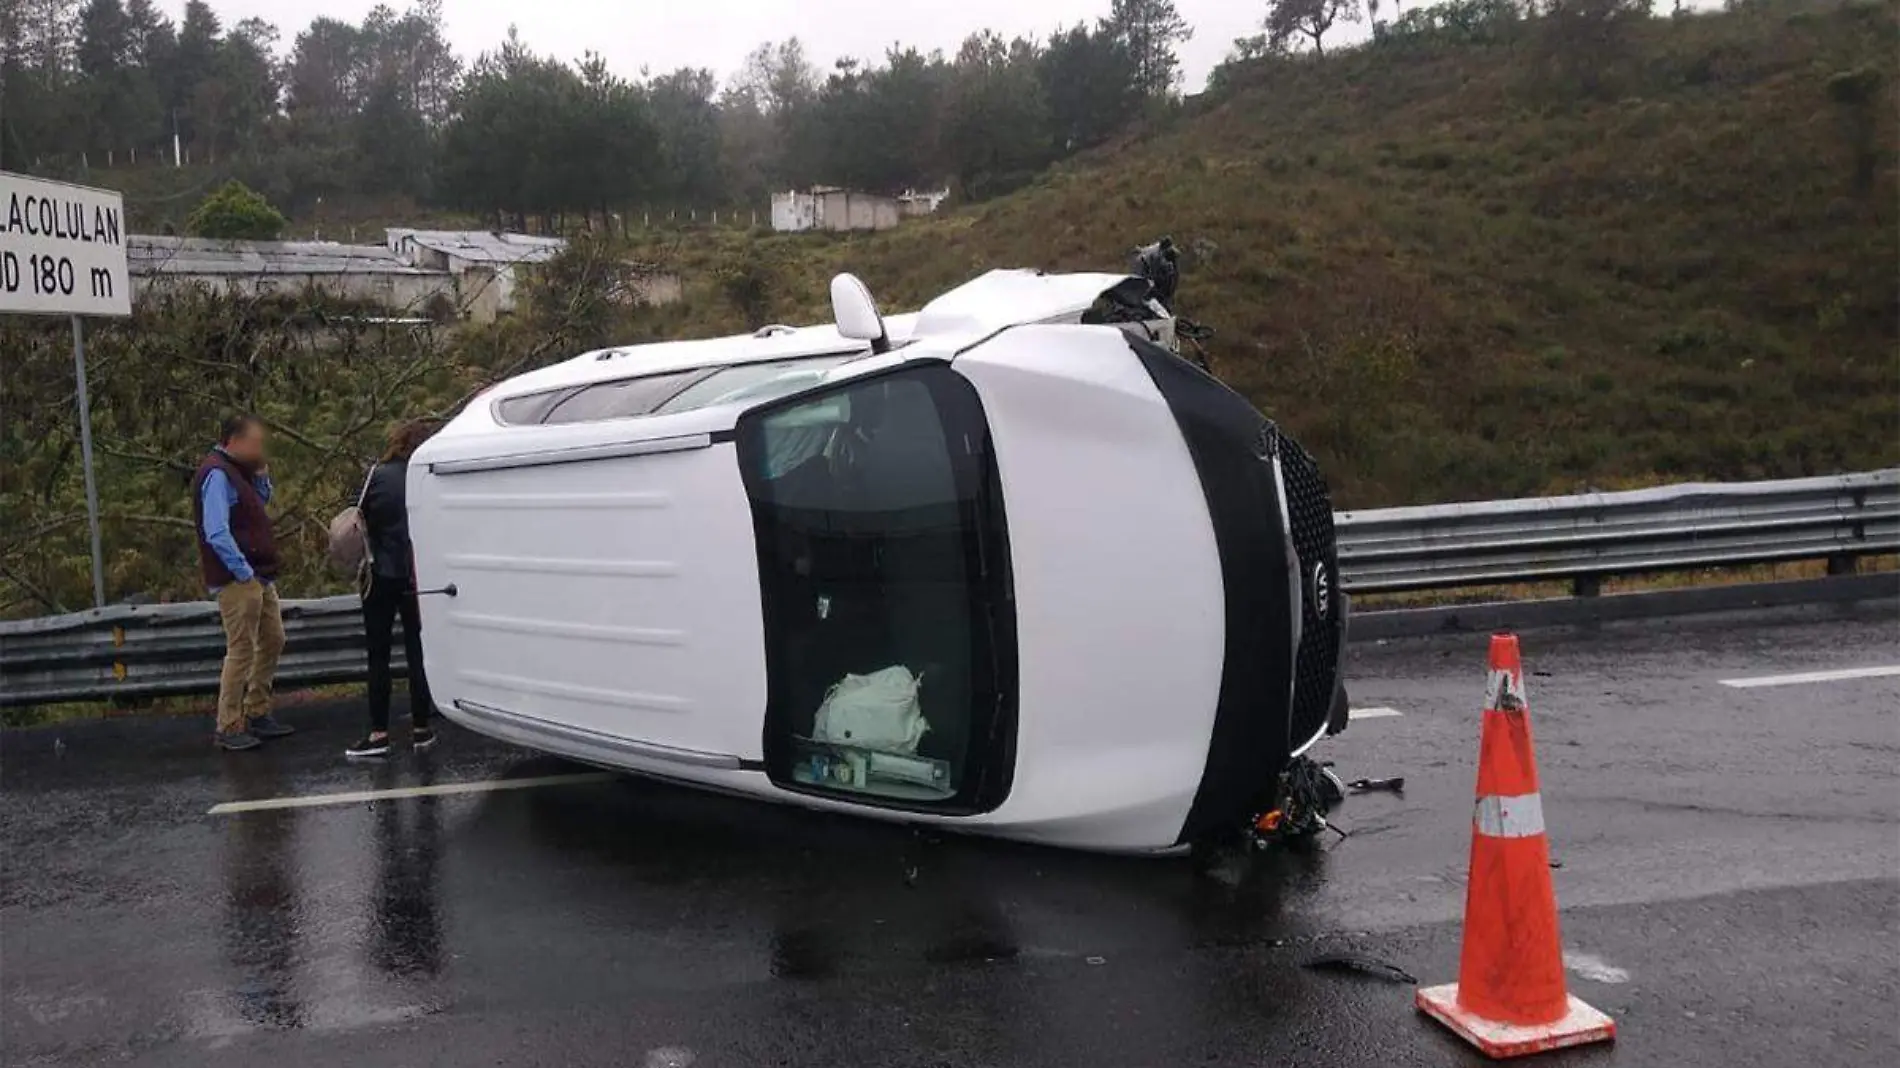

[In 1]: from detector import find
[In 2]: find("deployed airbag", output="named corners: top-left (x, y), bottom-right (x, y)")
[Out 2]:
top-left (812, 666), bottom-right (928, 754)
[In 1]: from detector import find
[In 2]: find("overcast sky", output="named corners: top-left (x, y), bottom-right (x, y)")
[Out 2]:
top-left (158, 1), bottom-right (1281, 94)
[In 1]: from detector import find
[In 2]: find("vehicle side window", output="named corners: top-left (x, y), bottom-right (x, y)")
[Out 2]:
top-left (493, 388), bottom-right (574, 426)
top-left (492, 355), bottom-right (863, 426)
top-left (651, 356), bottom-right (854, 415)
top-left (540, 369), bottom-right (705, 425)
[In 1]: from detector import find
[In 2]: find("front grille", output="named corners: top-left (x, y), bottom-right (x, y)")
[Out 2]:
top-left (1276, 430), bottom-right (1341, 748)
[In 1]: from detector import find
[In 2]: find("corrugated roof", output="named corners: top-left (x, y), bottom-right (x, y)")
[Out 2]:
top-left (385, 229), bottom-right (566, 266)
top-left (128, 235), bottom-right (429, 276)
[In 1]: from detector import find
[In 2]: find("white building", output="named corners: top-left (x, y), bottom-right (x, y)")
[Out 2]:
top-left (127, 236), bottom-right (463, 317)
top-left (385, 229), bottom-right (569, 316)
top-left (124, 230), bottom-right (574, 323)
top-left (771, 190), bottom-right (823, 233)
top-left (770, 187), bottom-right (946, 233)
top-left (384, 229), bottom-right (566, 271)
top-left (124, 229), bottom-right (696, 321)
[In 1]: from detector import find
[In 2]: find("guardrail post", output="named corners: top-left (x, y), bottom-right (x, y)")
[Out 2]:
top-left (1572, 575), bottom-right (1602, 598)
top-left (1827, 554), bottom-right (1857, 576)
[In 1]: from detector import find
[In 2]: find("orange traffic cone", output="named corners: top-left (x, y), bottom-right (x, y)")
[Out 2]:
top-left (1416, 634), bottom-right (1616, 1058)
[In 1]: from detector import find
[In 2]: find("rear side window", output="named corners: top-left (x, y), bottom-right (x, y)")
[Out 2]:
top-left (652, 356), bottom-right (854, 415)
top-left (492, 355), bottom-right (860, 426)
top-left (541, 369), bottom-right (704, 425)
top-left (493, 388), bottom-right (573, 426)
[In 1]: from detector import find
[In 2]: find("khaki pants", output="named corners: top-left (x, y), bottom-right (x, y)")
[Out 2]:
top-left (216, 581), bottom-right (286, 733)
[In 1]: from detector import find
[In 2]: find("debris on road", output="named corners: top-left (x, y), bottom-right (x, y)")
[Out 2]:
top-left (1347, 776), bottom-right (1405, 793)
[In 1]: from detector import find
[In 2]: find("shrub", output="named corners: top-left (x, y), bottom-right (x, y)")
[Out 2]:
top-left (1825, 65), bottom-right (1883, 105)
top-left (186, 181), bottom-right (288, 241)
top-left (1825, 65), bottom-right (1885, 193)
top-left (714, 240), bottom-right (789, 327)
top-left (517, 233), bottom-right (654, 351)
top-left (1531, 0), bottom-right (1653, 99)
top-left (1386, 0), bottom-right (1528, 46)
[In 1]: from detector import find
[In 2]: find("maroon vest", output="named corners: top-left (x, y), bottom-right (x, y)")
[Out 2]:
top-left (192, 450), bottom-right (280, 587)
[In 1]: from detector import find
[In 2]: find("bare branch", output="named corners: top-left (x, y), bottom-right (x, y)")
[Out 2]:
top-left (94, 441), bottom-right (197, 477)
top-left (0, 560), bottom-right (68, 614)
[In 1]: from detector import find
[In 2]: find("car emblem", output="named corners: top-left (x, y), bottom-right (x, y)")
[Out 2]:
top-left (1310, 562), bottom-right (1332, 621)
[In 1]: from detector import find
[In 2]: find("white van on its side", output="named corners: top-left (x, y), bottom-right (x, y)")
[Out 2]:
top-left (407, 268), bottom-right (1349, 854)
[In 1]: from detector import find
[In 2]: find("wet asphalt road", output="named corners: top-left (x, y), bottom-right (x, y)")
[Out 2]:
top-left (3, 604), bottom-right (1897, 1067)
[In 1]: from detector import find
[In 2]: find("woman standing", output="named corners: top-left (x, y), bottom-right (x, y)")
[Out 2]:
top-left (347, 420), bottom-right (439, 758)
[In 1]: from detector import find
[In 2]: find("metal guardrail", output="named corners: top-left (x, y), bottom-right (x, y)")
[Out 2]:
top-left (3, 470), bottom-right (1895, 709)
top-left (0, 594), bottom-right (398, 708)
top-left (1335, 469), bottom-right (1899, 595)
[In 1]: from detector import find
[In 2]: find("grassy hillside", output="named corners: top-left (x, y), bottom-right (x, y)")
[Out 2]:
top-left (637, 0), bottom-right (1900, 507)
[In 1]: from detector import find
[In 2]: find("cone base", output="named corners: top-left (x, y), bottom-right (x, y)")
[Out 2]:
top-left (1416, 984), bottom-right (1615, 1059)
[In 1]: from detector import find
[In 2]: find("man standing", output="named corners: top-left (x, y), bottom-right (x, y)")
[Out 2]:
top-left (193, 415), bottom-right (295, 751)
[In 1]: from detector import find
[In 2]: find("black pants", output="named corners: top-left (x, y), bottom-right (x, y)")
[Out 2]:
top-left (363, 573), bottom-right (432, 733)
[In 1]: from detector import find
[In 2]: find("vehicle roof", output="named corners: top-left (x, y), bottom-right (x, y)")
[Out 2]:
top-left (484, 318), bottom-right (907, 401)
top-left (482, 268), bottom-right (1144, 405)
top-left (912, 269), bottom-right (1135, 338)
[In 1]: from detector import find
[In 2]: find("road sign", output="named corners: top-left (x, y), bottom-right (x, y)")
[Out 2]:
top-left (2, 171), bottom-right (132, 607)
top-left (0, 171), bottom-right (131, 318)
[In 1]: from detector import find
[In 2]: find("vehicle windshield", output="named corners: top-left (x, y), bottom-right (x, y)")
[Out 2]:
top-left (736, 365), bottom-right (1016, 814)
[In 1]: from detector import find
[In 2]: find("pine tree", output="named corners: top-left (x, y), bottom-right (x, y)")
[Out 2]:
top-left (1105, 0), bottom-right (1192, 99)
top-left (1041, 22), bottom-right (1140, 151)
top-left (647, 66), bottom-right (724, 205)
top-left (169, 0), bottom-right (218, 149)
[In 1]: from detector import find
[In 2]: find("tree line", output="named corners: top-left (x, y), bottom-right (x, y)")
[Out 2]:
top-left (0, 0), bottom-right (1197, 228)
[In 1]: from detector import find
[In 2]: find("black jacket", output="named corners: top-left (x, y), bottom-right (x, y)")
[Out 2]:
top-left (361, 460), bottom-right (414, 581)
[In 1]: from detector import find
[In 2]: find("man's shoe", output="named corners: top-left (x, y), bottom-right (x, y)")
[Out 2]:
top-left (249, 715), bottom-right (295, 739)
top-left (216, 730), bottom-right (262, 752)
top-left (412, 727), bottom-right (438, 751)
top-left (345, 734), bottom-right (391, 759)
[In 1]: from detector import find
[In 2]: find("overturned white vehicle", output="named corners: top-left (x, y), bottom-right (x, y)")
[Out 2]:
top-left (408, 265), bottom-right (1350, 854)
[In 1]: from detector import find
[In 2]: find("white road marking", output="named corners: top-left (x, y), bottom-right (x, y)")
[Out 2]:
top-left (1563, 950), bottom-right (1631, 984)
top-left (1718, 666), bottom-right (1900, 689)
top-left (207, 771), bottom-right (616, 815)
top-left (1349, 706), bottom-right (1404, 720)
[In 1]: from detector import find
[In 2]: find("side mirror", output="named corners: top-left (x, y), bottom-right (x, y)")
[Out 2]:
top-left (830, 273), bottom-right (890, 354)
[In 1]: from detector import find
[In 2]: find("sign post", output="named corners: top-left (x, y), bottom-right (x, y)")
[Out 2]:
top-left (1, 171), bottom-right (133, 608)
top-left (72, 316), bottom-right (105, 607)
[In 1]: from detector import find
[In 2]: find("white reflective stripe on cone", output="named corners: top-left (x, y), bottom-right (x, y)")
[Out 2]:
top-left (1474, 793), bottom-right (1546, 838)
top-left (1486, 668), bottom-right (1527, 713)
